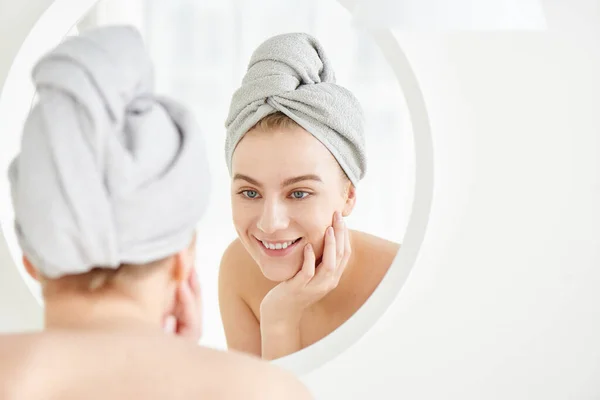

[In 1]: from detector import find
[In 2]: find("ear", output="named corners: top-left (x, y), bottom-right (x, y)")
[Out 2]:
top-left (342, 184), bottom-right (357, 217)
top-left (22, 256), bottom-right (39, 281)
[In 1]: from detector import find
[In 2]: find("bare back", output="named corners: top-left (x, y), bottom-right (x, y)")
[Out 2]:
top-left (219, 229), bottom-right (400, 356)
top-left (0, 331), bottom-right (312, 400)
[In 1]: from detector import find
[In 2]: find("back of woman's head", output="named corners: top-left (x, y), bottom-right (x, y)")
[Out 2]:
top-left (7, 26), bottom-right (211, 292)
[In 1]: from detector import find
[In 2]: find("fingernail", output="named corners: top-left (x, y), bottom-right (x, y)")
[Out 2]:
top-left (335, 211), bottom-right (342, 222)
top-left (328, 226), bottom-right (334, 236)
top-left (305, 243), bottom-right (312, 252)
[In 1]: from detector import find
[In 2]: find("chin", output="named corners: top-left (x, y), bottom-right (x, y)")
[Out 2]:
top-left (259, 261), bottom-right (301, 282)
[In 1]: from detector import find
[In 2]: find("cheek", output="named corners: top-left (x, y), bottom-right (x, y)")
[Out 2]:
top-left (292, 199), bottom-right (330, 226)
top-left (231, 200), bottom-right (254, 229)
top-left (292, 200), bottom-right (337, 258)
top-left (231, 210), bottom-right (244, 229)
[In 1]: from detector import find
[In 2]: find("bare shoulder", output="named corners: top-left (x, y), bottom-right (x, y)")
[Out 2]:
top-left (0, 333), bottom-right (64, 400)
top-left (344, 230), bottom-right (400, 302)
top-left (196, 346), bottom-right (314, 399)
top-left (165, 336), bottom-right (313, 399)
top-left (220, 238), bottom-right (252, 268)
top-left (219, 238), bottom-right (272, 300)
top-left (219, 238), bottom-right (257, 281)
top-left (0, 334), bottom-right (38, 399)
top-left (0, 332), bottom-right (313, 400)
top-left (350, 229), bottom-right (401, 268)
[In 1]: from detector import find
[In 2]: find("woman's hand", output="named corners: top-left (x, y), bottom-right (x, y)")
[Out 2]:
top-left (259, 211), bottom-right (351, 357)
top-left (163, 269), bottom-right (203, 343)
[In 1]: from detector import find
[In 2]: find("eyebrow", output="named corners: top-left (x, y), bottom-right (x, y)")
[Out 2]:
top-left (233, 174), bottom-right (323, 188)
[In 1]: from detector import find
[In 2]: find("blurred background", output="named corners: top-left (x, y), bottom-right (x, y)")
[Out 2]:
top-left (13, 0), bottom-right (415, 350)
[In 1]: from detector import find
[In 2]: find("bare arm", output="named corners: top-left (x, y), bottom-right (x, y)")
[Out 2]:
top-left (218, 244), bottom-right (262, 356)
top-left (260, 312), bottom-right (303, 360)
top-left (217, 261), bottom-right (312, 397)
top-left (218, 246), bottom-right (303, 360)
top-left (257, 368), bottom-right (315, 400)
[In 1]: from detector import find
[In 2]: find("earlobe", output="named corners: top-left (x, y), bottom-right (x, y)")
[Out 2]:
top-left (22, 256), bottom-right (39, 281)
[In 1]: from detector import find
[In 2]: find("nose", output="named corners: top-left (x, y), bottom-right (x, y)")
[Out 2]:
top-left (257, 198), bottom-right (289, 234)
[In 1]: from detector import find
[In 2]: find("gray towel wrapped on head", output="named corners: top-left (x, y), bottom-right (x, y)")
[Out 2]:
top-left (224, 32), bottom-right (367, 186)
top-left (7, 26), bottom-right (210, 279)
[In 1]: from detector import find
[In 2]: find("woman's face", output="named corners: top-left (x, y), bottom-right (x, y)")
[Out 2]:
top-left (230, 125), bottom-right (355, 282)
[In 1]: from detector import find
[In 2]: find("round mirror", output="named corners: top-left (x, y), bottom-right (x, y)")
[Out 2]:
top-left (0, 0), bottom-right (433, 375)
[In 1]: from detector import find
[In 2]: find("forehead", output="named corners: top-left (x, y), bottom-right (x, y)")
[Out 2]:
top-left (232, 126), bottom-right (340, 179)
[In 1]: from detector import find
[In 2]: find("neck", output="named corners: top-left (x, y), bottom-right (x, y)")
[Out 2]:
top-left (43, 291), bottom-right (164, 334)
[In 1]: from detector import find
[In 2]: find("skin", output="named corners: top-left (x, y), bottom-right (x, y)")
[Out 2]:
top-left (219, 125), bottom-right (400, 360)
top-left (0, 241), bottom-right (313, 400)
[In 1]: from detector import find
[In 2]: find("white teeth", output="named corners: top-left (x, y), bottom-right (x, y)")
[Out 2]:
top-left (261, 239), bottom-right (296, 250)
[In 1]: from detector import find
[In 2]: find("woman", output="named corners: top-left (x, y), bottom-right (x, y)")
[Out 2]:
top-left (0, 26), bottom-right (312, 400)
top-left (219, 32), bottom-right (400, 360)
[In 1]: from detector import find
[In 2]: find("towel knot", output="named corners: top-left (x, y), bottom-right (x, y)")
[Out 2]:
top-left (224, 32), bottom-right (367, 186)
top-left (8, 26), bottom-right (211, 278)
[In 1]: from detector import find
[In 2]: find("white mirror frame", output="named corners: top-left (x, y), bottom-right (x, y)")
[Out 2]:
top-left (0, 0), bottom-right (434, 376)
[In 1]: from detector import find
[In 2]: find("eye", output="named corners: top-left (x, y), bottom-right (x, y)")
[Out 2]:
top-left (241, 190), bottom-right (260, 199)
top-left (290, 191), bottom-right (310, 199)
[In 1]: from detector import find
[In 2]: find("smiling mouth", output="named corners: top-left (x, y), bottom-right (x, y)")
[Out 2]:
top-left (257, 237), bottom-right (302, 250)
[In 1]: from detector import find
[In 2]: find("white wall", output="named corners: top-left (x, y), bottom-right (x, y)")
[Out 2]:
top-left (304, 13), bottom-right (600, 400)
top-left (1, 1), bottom-right (600, 399)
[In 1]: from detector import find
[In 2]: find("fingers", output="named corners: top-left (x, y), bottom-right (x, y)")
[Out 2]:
top-left (289, 243), bottom-right (316, 288)
top-left (333, 211), bottom-right (345, 264)
top-left (335, 216), bottom-right (352, 281)
top-left (303, 244), bottom-right (316, 280)
top-left (322, 226), bottom-right (337, 272)
top-left (309, 226), bottom-right (337, 287)
top-left (173, 270), bottom-right (202, 340)
top-left (188, 268), bottom-right (202, 311)
top-left (174, 282), bottom-right (195, 325)
top-left (288, 212), bottom-right (351, 298)
top-left (312, 212), bottom-right (351, 289)
top-left (162, 315), bottom-right (176, 333)
top-left (264, 213), bottom-right (353, 317)
top-left (345, 219), bottom-right (351, 254)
